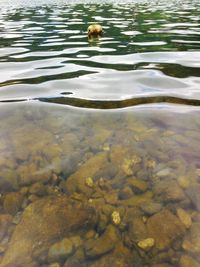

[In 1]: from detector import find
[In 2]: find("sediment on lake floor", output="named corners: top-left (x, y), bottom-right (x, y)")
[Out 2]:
top-left (0, 104), bottom-right (200, 267)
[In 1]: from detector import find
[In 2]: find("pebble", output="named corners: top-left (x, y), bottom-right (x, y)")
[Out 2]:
top-left (156, 168), bottom-right (171, 177)
top-left (48, 263), bottom-right (61, 267)
top-left (48, 238), bottom-right (74, 263)
top-left (111, 211), bottom-right (121, 225)
top-left (177, 208), bottom-right (192, 229)
top-left (85, 177), bottom-right (94, 188)
top-left (137, 238), bottom-right (155, 251)
top-left (140, 202), bottom-right (163, 216)
top-left (3, 192), bottom-right (23, 215)
top-left (177, 176), bottom-right (190, 189)
top-left (180, 255), bottom-right (200, 267)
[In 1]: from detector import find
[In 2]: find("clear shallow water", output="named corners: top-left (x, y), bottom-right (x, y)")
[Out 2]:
top-left (0, 1), bottom-right (200, 267)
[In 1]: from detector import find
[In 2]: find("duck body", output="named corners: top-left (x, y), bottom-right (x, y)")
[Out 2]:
top-left (87, 24), bottom-right (103, 36)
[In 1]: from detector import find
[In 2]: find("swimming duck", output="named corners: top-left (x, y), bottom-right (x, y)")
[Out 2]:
top-left (87, 24), bottom-right (103, 36)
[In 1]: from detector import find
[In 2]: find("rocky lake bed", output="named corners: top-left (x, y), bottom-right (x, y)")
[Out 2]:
top-left (0, 103), bottom-right (200, 267)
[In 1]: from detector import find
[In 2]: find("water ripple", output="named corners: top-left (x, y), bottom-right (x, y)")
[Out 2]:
top-left (0, 0), bottom-right (200, 109)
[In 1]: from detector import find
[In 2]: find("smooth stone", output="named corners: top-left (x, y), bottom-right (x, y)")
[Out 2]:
top-left (140, 202), bottom-right (163, 215)
top-left (182, 223), bottom-right (200, 257)
top-left (125, 209), bottom-right (148, 244)
top-left (48, 238), bottom-right (73, 263)
top-left (177, 176), bottom-right (190, 189)
top-left (29, 182), bottom-right (47, 196)
top-left (147, 209), bottom-right (185, 251)
top-left (122, 191), bottom-right (153, 207)
top-left (84, 225), bottom-right (118, 259)
top-left (177, 208), bottom-right (192, 229)
top-left (151, 264), bottom-right (173, 267)
top-left (0, 169), bottom-right (19, 192)
top-left (186, 184), bottom-right (200, 211)
top-left (70, 236), bottom-right (83, 249)
top-left (65, 152), bottom-right (108, 195)
top-left (3, 192), bottom-right (23, 215)
top-left (0, 214), bottom-right (13, 241)
top-left (121, 156), bottom-right (141, 176)
top-left (137, 238), bottom-right (155, 251)
top-left (48, 263), bottom-right (61, 267)
top-left (104, 191), bottom-right (118, 205)
top-left (118, 186), bottom-right (133, 200)
top-left (153, 179), bottom-right (186, 202)
top-left (1, 196), bottom-right (97, 267)
top-left (63, 247), bottom-right (86, 267)
top-left (18, 162), bottom-right (52, 186)
top-left (180, 255), bottom-right (200, 267)
top-left (89, 242), bottom-right (139, 267)
top-left (128, 177), bottom-right (147, 193)
top-left (156, 168), bottom-right (171, 177)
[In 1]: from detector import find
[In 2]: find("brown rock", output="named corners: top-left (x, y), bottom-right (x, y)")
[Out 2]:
top-left (65, 152), bottom-right (108, 195)
top-left (153, 179), bottom-right (186, 202)
top-left (48, 238), bottom-right (74, 263)
top-left (176, 208), bottom-right (192, 229)
top-left (147, 209), bottom-right (185, 250)
top-left (118, 186), bottom-right (133, 200)
top-left (29, 182), bottom-right (47, 196)
top-left (89, 242), bottom-right (139, 267)
top-left (140, 202), bottom-right (163, 215)
top-left (127, 216), bottom-right (147, 243)
top-left (3, 192), bottom-right (24, 215)
top-left (180, 255), bottom-right (200, 267)
top-left (0, 169), bottom-right (18, 192)
top-left (182, 223), bottom-right (200, 258)
top-left (186, 184), bottom-right (200, 211)
top-left (1, 196), bottom-right (97, 267)
top-left (122, 191), bottom-right (153, 207)
top-left (18, 162), bottom-right (52, 186)
top-left (84, 225), bottom-right (119, 259)
top-left (0, 214), bottom-right (13, 241)
top-left (128, 177), bottom-right (147, 193)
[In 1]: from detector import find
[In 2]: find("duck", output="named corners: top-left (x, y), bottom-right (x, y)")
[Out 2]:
top-left (87, 24), bottom-right (103, 36)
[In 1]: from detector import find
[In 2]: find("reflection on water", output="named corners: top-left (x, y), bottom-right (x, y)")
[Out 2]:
top-left (0, 0), bottom-right (200, 266)
top-left (1, 102), bottom-right (200, 267)
top-left (0, 0), bottom-right (200, 103)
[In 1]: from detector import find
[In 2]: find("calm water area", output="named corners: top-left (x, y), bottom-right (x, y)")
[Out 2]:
top-left (0, 0), bottom-right (200, 266)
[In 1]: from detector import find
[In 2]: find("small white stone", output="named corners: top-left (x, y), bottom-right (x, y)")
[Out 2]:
top-left (137, 238), bottom-right (155, 251)
top-left (111, 211), bottom-right (121, 225)
top-left (85, 177), bottom-right (94, 188)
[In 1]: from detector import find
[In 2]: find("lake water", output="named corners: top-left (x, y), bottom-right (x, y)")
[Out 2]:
top-left (0, 0), bottom-right (200, 266)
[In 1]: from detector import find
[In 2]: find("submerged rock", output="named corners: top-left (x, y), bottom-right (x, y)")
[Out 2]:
top-left (3, 192), bottom-right (24, 215)
top-left (125, 209), bottom-right (148, 245)
top-left (140, 202), bottom-right (163, 216)
top-left (48, 238), bottom-right (74, 263)
top-left (153, 179), bottom-right (186, 202)
top-left (84, 225), bottom-right (118, 259)
top-left (0, 196), bottom-right (97, 267)
top-left (65, 152), bottom-right (108, 195)
top-left (176, 208), bottom-right (192, 229)
top-left (111, 211), bottom-right (121, 225)
top-left (182, 223), bottom-right (200, 259)
top-left (89, 242), bottom-right (138, 267)
top-left (128, 177), bottom-right (147, 193)
top-left (0, 169), bottom-right (18, 193)
top-left (137, 238), bottom-right (155, 251)
top-left (186, 184), bottom-right (200, 211)
top-left (147, 209), bottom-right (185, 250)
top-left (122, 191), bottom-right (153, 207)
top-left (0, 214), bottom-right (13, 241)
top-left (179, 255), bottom-right (200, 267)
